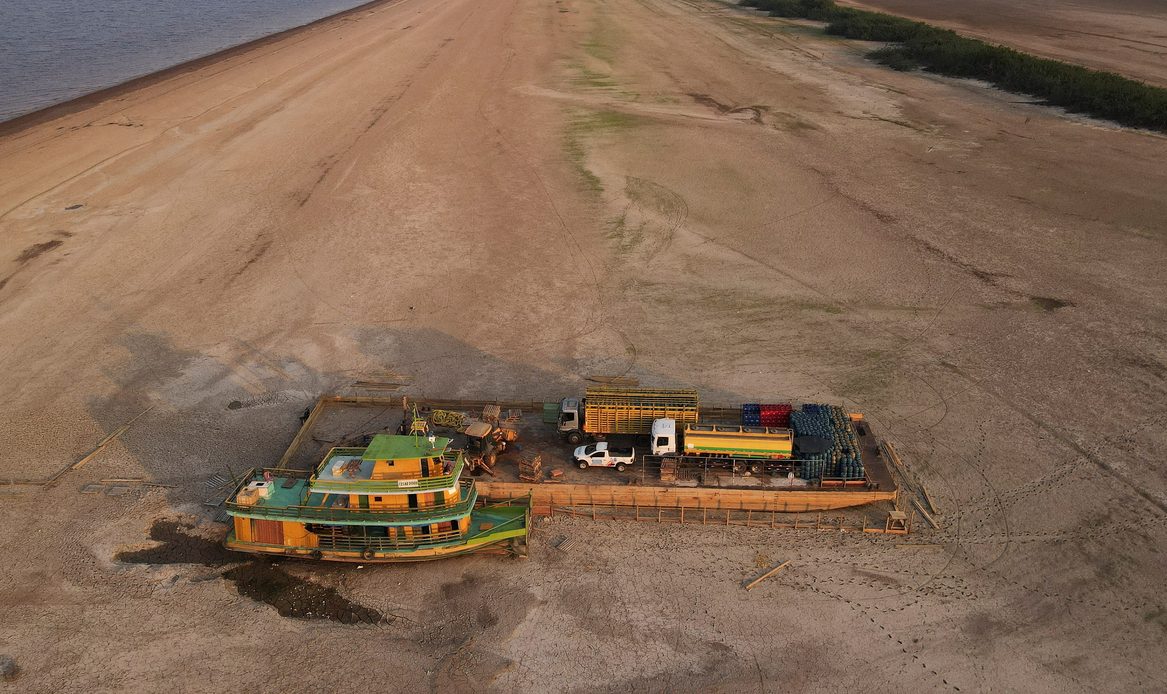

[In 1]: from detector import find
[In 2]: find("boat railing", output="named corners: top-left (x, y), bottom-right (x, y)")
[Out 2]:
top-left (317, 528), bottom-right (469, 551)
top-left (226, 481), bottom-right (478, 523)
top-left (314, 510), bottom-right (526, 551)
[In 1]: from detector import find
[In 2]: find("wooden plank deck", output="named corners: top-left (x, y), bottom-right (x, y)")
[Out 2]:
top-left (281, 395), bottom-right (900, 515)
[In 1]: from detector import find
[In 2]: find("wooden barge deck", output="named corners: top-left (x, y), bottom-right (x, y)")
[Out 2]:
top-left (274, 395), bottom-right (901, 516)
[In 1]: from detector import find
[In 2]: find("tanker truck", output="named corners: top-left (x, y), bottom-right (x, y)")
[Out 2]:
top-left (649, 419), bottom-right (795, 474)
top-left (556, 386), bottom-right (699, 444)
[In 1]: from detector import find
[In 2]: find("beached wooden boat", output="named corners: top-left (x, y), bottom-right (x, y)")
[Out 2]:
top-left (223, 432), bottom-right (529, 562)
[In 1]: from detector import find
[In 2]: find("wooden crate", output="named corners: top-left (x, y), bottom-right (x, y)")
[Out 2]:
top-left (518, 454), bottom-right (543, 483)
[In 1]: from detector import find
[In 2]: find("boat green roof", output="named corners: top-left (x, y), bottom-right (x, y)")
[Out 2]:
top-left (362, 434), bottom-right (449, 461)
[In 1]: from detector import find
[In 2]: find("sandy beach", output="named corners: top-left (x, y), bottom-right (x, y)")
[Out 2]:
top-left (1, 0), bottom-right (1165, 690)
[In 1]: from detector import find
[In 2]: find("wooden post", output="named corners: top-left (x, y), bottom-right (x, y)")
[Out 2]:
top-left (921, 485), bottom-right (940, 515)
top-left (912, 498), bottom-right (940, 529)
top-left (277, 397), bottom-right (327, 470)
top-left (744, 560), bottom-right (791, 590)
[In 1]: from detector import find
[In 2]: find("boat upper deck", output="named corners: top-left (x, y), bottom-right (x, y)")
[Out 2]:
top-left (309, 441), bottom-right (465, 493)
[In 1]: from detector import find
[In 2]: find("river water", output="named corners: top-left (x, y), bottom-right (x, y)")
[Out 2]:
top-left (0, 0), bottom-right (376, 122)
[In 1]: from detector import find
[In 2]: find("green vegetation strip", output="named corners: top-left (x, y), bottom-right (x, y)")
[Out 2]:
top-left (739, 0), bottom-right (1167, 132)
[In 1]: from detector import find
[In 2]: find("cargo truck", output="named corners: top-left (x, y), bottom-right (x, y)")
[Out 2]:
top-left (556, 386), bottom-right (699, 444)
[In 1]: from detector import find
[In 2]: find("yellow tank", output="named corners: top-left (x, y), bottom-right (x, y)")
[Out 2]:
top-left (682, 424), bottom-right (792, 459)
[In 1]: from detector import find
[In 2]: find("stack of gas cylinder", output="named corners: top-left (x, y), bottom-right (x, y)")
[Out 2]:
top-left (760, 403), bottom-right (792, 428)
top-left (741, 403), bottom-right (792, 428)
top-left (741, 403), bottom-right (762, 426)
top-left (790, 404), bottom-right (865, 481)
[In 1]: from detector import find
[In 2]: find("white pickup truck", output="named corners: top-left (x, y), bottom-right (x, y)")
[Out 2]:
top-left (573, 442), bottom-right (636, 472)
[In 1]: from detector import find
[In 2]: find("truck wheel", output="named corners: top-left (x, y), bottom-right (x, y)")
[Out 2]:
top-left (567, 431), bottom-right (583, 445)
top-left (616, 463), bottom-right (627, 472)
top-left (577, 460), bottom-right (588, 470)
top-left (749, 463), bottom-right (762, 474)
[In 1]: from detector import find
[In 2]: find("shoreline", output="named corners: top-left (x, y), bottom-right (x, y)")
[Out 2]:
top-left (0, 0), bottom-right (398, 139)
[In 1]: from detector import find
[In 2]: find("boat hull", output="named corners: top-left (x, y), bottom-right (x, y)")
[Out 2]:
top-left (224, 504), bottom-right (529, 563)
top-left (225, 532), bottom-right (527, 562)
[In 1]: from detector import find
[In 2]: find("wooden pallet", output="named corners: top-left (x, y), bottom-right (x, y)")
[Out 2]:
top-left (518, 454), bottom-right (543, 483)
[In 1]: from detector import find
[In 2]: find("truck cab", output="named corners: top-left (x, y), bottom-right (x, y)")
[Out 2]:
top-left (651, 418), bottom-right (678, 455)
top-left (558, 397), bottom-right (584, 444)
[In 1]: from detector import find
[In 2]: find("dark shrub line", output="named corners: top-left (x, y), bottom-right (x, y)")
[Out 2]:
top-left (739, 0), bottom-right (1167, 132)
